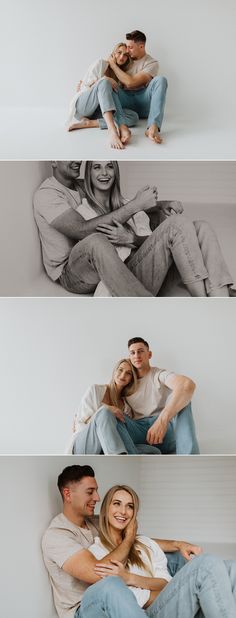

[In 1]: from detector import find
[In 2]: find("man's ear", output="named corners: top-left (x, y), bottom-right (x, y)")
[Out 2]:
top-left (62, 487), bottom-right (71, 503)
top-left (149, 351), bottom-right (152, 360)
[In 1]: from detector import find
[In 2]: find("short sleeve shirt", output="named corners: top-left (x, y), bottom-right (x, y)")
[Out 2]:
top-left (126, 53), bottom-right (159, 85)
top-left (126, 367), bottom-right (176, 418)
top-left (42, 513), bottom-right (99, 618)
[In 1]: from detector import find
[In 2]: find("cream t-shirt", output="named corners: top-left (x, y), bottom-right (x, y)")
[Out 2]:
top-left (126, 367), bottom-right (176, 418)
top-left (125, 53), bottom-right (159, 89)
top-left (42, 513), bottom-right (99, 618)
top-left (89, 535), bottom-right (171, 608)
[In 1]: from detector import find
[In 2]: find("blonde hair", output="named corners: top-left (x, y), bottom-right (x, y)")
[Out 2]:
top-left (106, 42), bottom-right (131, 81)
top-left (99, 485), bottom-right (154, 574)
top-left (108, 359), bottom-right (137, 408)
top-left (84, 161), bottom-right (124, 214)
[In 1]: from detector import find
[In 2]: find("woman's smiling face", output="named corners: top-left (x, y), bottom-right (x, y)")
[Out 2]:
top-left (90, 161), bottom-right (116, 192)
top-left (114, 361), bottom-right (133, 389)
top-left (108, 489), bottom-right (134, 531)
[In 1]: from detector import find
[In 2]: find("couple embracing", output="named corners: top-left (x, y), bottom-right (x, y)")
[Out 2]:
top-left (67, 30), bottom-right (167, 148)
top-left (68, 337), bottom-right (199, 455)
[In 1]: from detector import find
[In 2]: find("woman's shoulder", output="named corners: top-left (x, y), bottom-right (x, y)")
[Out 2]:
top-left (137, 535), bottom-right (160, 552)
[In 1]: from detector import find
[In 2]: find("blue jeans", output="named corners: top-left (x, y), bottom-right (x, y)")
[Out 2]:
top-left (75, 555), bottom-right (236, 617)
top-left (117, 403), bottom-right (200, 455)
top-left (117, 76), bottom-right (168, 130)
top-left (75, 78), bottom-right (138, 128)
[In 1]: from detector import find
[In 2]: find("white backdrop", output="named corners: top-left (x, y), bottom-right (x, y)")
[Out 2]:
top-left (0, 297), bottom-right (235, 454)
top-left (0, 456), bottom-right (235, 618)
top-left (1, 0), bottom-right (236, 121)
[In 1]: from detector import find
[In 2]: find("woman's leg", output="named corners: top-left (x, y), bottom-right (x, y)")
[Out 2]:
top-left (73, 407), bottom-right (129, 455)
top-left (193, 220), bottom-right (233, 296)
top-left (126, 214), bottom-right (209, 296)
top-left (145, 554), bottom-right (236, 618)
top-left (75, 80), bottom-right (125, 149)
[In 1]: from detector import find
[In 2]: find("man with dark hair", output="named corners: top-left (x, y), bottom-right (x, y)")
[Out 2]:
top-left (42, 465), bottom-right (202, 618)
top-left (116, 337), bottom-right (199, 454)
top-left (107, 30), bottom-right (167, 144)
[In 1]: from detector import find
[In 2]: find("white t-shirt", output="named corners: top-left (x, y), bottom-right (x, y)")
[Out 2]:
top-left (42, 513), bottom-right (99, 618)
top-left (126, 367), bottom-right (176, 418)
top-left (89, 535), bottom-right (171, 608)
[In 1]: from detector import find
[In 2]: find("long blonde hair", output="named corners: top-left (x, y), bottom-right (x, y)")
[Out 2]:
top-left (107, 358), bottom-right (137, 408)
top-left (84, 161), bottom-right (124, 215)
top-left (106, 42), bottom-right (132, 81)
top-left (99, 485), bottom-right (154, 574)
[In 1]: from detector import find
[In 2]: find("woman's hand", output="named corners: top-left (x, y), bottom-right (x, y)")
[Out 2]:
top-left (94, 560), bottom-right (130, 584)
top-left (133, 185), bottom-right (159, 212)
top-left (124, 516), bottom-right (138, 544)
top-left (104, 76), bottom-right (118, 91)
top-left (76, 80), bottom-right (83, 92)
top-left (105, 405), bottom-right (125, 423)
top-left (96, 220), bottom-right (136, 247)
top-left (108, 54), bottom-right (116, 66)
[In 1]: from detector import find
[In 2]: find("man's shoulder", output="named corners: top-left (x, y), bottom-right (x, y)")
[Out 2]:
top-left (144, 53), bottom-right (158, 63)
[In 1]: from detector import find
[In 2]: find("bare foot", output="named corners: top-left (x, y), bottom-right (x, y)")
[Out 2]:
top-left (145, 124), bottom-right (163, 144)
top-left (119, 124), bottom-right (131, 145)
top-left (67, 117), bottom-right (99, 132)
top-left (109, 128), bottom-right (125, 149)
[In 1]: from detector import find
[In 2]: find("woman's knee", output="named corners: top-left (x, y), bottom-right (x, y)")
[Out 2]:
top-left (95, 406), bottom-right (115, 425)
top-left (97, 78), bottom-right (112, 93)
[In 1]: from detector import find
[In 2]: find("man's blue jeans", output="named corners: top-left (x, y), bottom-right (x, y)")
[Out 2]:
top-left (117, 76), bottom-right (168, 130)
top-left (117, 403), bottom-right (200, 455)
top-left (75, 554), bottom-right (236, 617)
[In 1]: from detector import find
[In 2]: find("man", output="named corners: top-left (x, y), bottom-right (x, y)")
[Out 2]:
top-left (117, 337), bottom-right (199, 454)
top-left (34, 160), bottom-right (197, 297)
top-left (108, 30), bottom-right (168, 144)
top-left (42, 464), bottom-right (203, 618)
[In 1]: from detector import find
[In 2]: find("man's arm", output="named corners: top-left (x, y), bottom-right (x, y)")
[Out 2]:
top-left (147, 374), bottom-right (196, 445)
top-left (50, 186), bottom-right (158, 241)
top-left (62, 520), bottom-right (137, 584)
top-left (154, 539), bottom-right (202, 560)
top-left (108, 56), bottom-right (152, 89)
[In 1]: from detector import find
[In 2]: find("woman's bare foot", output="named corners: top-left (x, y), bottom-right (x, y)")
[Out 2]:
top-left (145, 124), bottom-right (163, 144)
top-left (109, 128), bottom-right (125, 149)
top-left (119, 124), bottom-right (131, 144)
top-left (67, 117), bottom-right (99, 132)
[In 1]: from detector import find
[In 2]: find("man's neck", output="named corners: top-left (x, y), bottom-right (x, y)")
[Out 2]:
top-left (63, 507), bottom-right (88, 528)
top-left (137, 365), bottom-right (151, 378)
top-left (134, 49), bottom-right (146, 61)
top-left (53, 172), bottom-right (77, 190)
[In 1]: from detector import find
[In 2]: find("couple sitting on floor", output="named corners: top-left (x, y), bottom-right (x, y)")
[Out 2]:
top-left (67, 29), bottom-right (167, 148)
top-left (42, 464), bottom-right (236, 618)
top-left (68, 337), bottom-right (200, 455)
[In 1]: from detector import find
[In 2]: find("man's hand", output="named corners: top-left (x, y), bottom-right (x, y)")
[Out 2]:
top-left (96, 219), bottom-right (135, 246)
top-left (146, 416), bottom-right (169, 445)
top-left (104, 76), bottom-right (118, 91)
top-left (176, 541), bottom-right (203, 561)
top-left (94, 560), bottom-right (130, 583)
top-left (160, 201), bottom-right (184, 218)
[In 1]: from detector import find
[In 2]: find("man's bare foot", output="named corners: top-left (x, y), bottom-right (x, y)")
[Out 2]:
top-left (109, 128), bottom-right (124, 149)
top-left (67, 117), bottom-right (99, 132)
top-left (145, 124), bottom-right (163, 144)
top-left (119, 124), bottom-right (131, 144)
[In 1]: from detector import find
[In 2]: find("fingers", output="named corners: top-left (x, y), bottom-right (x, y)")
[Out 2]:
top-left (96, 224), bottom-right (115, 233)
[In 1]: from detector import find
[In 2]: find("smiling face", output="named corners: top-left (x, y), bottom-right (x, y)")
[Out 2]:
top-left (108, 489), bottom-right (135, 531)
top-left (90, 161), bottom-right (116, 192)
top-left (114, 361), bottom-right (133, 390)
top-left (63, 476), bottom-right (100, 519)
top-left (114, 44), bottom-right (129, 66)
top-left (129, 342), bottom-right (152, 373)
top-left (52, 161), bottom-right (82, 187)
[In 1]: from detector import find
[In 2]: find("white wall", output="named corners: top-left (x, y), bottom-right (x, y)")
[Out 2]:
top-left (0, 297), bottom-right (235, 454)
top-left (0, 456), bottom-right (235, 618)
top-left (0, 161), bottom-right (236, 295)
top-left (1, 0), bottom-right (236, 123)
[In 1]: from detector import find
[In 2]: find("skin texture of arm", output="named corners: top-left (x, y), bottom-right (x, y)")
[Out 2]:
top-left (50, 187), bottom-right (158, 241)
top-left (108, 57), bottom-right (152, 89)
top-left (146, 374), bottom-right (196, 445)
top-left (94, 559), bottom-right (168, 591)
top-left (153, 539), bottom-right (202, 560)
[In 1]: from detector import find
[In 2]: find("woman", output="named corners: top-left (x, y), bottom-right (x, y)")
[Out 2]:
top-left (67, 43), bottom-right (138, 149)
top-left (67, 359), bottom-right (161, 455)
top-left (78, 160), bottom-right (233, 298)
top-left (84, 485), bottom-right (236, 617)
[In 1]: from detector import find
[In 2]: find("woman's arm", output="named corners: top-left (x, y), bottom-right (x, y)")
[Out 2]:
top-left (94, 560), bottom-right (168, 591)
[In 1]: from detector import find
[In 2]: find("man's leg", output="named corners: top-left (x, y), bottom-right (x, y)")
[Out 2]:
top-left (126, 214), bottom-right (209, 296)
top-left (145, 554), bottom-right (236, 618)
top-left (171, 403), bottom-right (200, 454)
top-left (165, 551), bottom-right (186, 576)
top-left (76, 576), bottom-right (146, 618)
top-left (73, 407), bottom-right (129, 455)
top-left (193, 220), bottom-right (233, 296)
top-left (59, 233), bottom-right (152, 296)
top-left (118, 415), bottom-right (175, 454)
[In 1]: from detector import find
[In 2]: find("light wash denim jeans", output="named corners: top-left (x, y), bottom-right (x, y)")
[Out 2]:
top-left (116, 403), bottom-right (200, 455)
top-left (73, 406), bottom-right (161, 455)
top-left (75, 78), bottom-right (138, 128)
top-left (75, 555), bottom-right (236, 618)
top-left (59, 215), bottom-right (232, 297)
top-left (117, 76), bottom-right (168, 130)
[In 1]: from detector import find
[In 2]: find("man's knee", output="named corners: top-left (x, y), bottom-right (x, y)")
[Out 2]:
top-left (193, 219), bottom-right (214, 238)
top-left (152, 75), bottom-right (168, 90)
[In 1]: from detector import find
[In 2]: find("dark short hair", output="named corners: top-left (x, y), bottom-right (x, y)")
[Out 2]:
top-left (57, 465), bottom-right (95, 498)
top-left (126, 30), bottom-right (146, 44)
top-left (128, 337), bottom-right (149, 349)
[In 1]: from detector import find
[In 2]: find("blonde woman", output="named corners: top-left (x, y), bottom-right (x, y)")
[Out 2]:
top-left (67, 43), bottom-right (138, 149)
top-left (85, 485), bottom-right (236, 618)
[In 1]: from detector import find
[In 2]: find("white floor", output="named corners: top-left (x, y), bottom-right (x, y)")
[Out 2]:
top-left (1, 107), bottom-right (236, 160)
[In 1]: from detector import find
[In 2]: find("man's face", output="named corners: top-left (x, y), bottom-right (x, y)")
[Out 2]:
top-left (128, 342), bottom-right (152, 371)
top-left (52, 161), bottom-right (82, 183)
top-left (66, 477), bottom-right (100, 517)
top-left (126, 39), bottom-right (144, 59)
